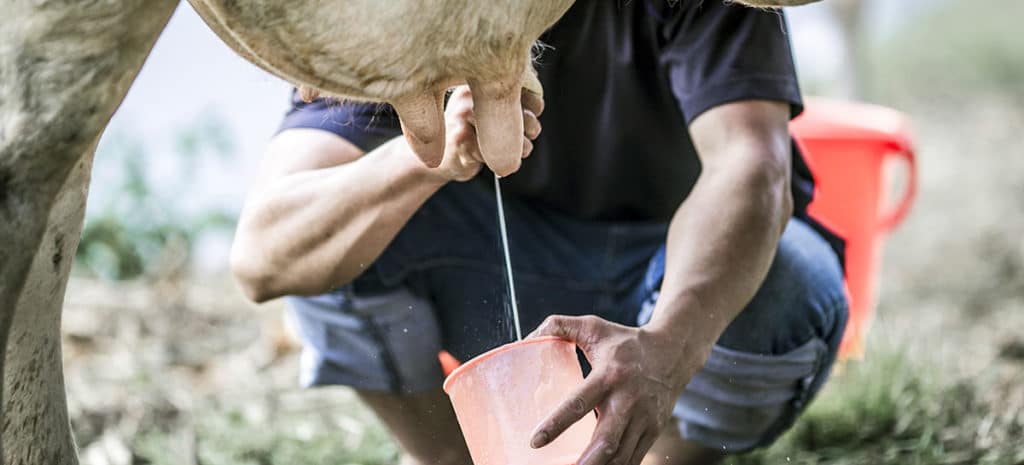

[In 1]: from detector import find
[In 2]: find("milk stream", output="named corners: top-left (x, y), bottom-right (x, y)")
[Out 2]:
top-left (494, 174), bottom-right (523, 341)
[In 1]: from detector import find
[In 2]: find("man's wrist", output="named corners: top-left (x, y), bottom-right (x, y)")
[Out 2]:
top-left (639, 294), bottom-right (733, 390)
top-left (643, 319), bottom-right (715, 355)
top-left (383, 136), bottom-right (452, 187)
top-left (639, 323), bottom-right (713, 393)
top-left (418, 163), bottom-right (453, 187)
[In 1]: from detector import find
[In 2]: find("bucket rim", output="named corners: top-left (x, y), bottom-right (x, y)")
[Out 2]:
top-left (442, 336), bottom-right (573, 393)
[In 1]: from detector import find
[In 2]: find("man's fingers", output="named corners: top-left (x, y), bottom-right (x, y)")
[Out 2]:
top-left (609, 422), bottom-right (643, 465)
top-left (468, 77), bottom-right (524, 177)
top-left (627, 431), bottom-right (659, 465)
top-left (393, 91), bottom-right (446, 168)
top-left (529, 315), bottom-right (603, 349)
top-left (530, 376), bottom-right (604, 449)
top-left (522, 137), bottom-right (534, 159)
top-left (458, 125), bottom-right (484, 163)
top-left (524, 109), bottom-right (542, 140)
top-left (450, 85), bottom-right (473, 101)
top-left (447, 86), bottom-right (474, 123)
top-left (298, 85), bottom-right (320, 103)
top-left (576, 405), bottom-right (630, 465)
top-left (522, 88), bottom-right (545, 116)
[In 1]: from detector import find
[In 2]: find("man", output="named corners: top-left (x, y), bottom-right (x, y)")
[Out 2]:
top-left (231, 2), bottom-right (847, 465)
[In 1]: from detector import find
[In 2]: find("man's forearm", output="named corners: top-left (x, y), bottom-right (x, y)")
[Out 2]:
top-left (526, 153), bottom-right (794, 465)
top-left (232, 137), bottom-right (446, 301)
top-left (643, 157), bottom-right (793, 366)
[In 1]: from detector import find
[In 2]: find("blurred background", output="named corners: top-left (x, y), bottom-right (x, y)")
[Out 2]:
top-left (63, 0), bottom-right (1023, 464)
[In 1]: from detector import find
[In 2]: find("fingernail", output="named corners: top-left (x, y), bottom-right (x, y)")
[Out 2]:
top-left (530, 431), bottom-right (548, 448)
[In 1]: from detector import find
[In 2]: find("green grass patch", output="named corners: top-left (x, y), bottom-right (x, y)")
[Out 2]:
top-left (731, 343), bottom-right (1022, 465)
top-left (134, 392), bottom-right (400, 465)
top-left (127, 344), bottom-right (1022, 465)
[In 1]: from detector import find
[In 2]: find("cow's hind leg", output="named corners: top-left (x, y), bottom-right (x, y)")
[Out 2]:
top-left (0, 1), bottom-right (178, 463)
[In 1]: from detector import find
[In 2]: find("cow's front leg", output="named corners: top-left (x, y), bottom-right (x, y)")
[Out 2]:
top-left (3, 152), bottom-right (94, 465)
top-left (0, 1), bottom-right (178, 463)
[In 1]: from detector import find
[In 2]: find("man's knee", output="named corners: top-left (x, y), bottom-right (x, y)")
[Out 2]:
top-left (716, 218), bottom-right (847, 356)
top-left (674, 220), bottom-right (848, 452)
top-left (288, 285), bottom-right (445, 392)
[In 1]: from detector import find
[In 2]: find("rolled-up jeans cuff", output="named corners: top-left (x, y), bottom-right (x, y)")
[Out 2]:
top-left (674, 337), bottom-right (829, 453)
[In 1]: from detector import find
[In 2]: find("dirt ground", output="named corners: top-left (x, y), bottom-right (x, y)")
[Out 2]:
top-left (61, 96), bottom-right (1024, 464)
top-left (61, 1), bottom-right (1024, 463)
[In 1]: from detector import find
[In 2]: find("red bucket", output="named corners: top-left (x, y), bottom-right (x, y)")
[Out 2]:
top-left (792, 98), bottom-right (917, 359)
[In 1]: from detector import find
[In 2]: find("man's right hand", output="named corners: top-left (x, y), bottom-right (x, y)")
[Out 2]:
top-left (429, 86), bottom-right (544, 183)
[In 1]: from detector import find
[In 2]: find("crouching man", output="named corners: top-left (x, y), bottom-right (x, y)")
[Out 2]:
top-left (231, 2), bottom-right (847, 464)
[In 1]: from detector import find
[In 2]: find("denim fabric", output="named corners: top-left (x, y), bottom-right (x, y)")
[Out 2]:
top-left (287, 179), bottom-right (847, 450)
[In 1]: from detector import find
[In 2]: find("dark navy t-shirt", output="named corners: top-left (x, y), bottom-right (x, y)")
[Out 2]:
top-left (278, 0), bottom-right (839, 257)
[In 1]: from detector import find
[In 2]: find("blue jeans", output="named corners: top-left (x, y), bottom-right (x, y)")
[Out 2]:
top-left (288, 179), bottom-right (847, 452)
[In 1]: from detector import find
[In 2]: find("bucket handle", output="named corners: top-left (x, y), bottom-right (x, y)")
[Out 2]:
top-left (877, 142), bottom-right (917, 232)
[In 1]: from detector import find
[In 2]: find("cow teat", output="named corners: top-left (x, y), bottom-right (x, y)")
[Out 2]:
top-left (189, 0), bottom-right (575, 175)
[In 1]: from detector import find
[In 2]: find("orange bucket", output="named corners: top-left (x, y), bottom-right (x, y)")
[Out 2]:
top-left (791, 98), bottom-right (917, 359)
top-left (443, 337), bottom-right (597, 465)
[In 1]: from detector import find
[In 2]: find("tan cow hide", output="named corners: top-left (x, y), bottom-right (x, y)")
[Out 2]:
top-left (187, 0), bottom-right (573, 175)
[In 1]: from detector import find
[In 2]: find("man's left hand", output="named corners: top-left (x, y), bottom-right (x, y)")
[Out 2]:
top-left (528, 315), bottom-right (711, 465)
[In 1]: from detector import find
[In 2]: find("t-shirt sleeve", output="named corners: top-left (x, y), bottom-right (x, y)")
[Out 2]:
top-left (658, 2), bottom-right (803, 124)
top-left (276, 89), bottom-right (404, 153)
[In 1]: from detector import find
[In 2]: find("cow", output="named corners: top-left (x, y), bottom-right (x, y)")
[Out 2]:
top-left (0, 1), bottom-right (821, 463)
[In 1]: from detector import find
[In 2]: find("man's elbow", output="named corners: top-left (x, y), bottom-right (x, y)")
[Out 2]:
top-left (776, 183), bottom-right (795, 226)
top-left (230, 249), bottom-right (284, 304)
top-left (229, 235), bottom-right (304, 303)
top-left (754, 156), bottom-right (794, 228)
top-left (732, 151), bottom-right (793, 229)
top-left (230, 242), bottom-right (354, 303)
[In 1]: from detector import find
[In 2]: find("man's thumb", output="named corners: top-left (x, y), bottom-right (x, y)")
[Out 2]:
top-left (529, 315), bottom-right (597, 347)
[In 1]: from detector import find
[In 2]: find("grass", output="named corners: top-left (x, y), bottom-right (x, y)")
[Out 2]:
top-left (731, 342), bottom-right (1024, 465)
top-left (133, 390), bottom-right (400, 465)
top-left (122, 340), bottom-right (1021, 465)
top-left (72, 0), bottom-right (1024, 464)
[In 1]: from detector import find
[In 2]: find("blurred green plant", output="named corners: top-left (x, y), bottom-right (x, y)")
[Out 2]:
top-left (868, 0), bottom-right (1024, 103)
top-left (77, 112), bottom-right (238, 281)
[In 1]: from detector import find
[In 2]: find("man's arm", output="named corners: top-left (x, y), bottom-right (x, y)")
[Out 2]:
top-left (529, 100), bottom-right (792, 465)
top-left (230, 131), bottom-right (447, 302)
top-left (645, 99), bottom-right (793, 359)
top-left (231, 88), bottom-right (543, 302)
